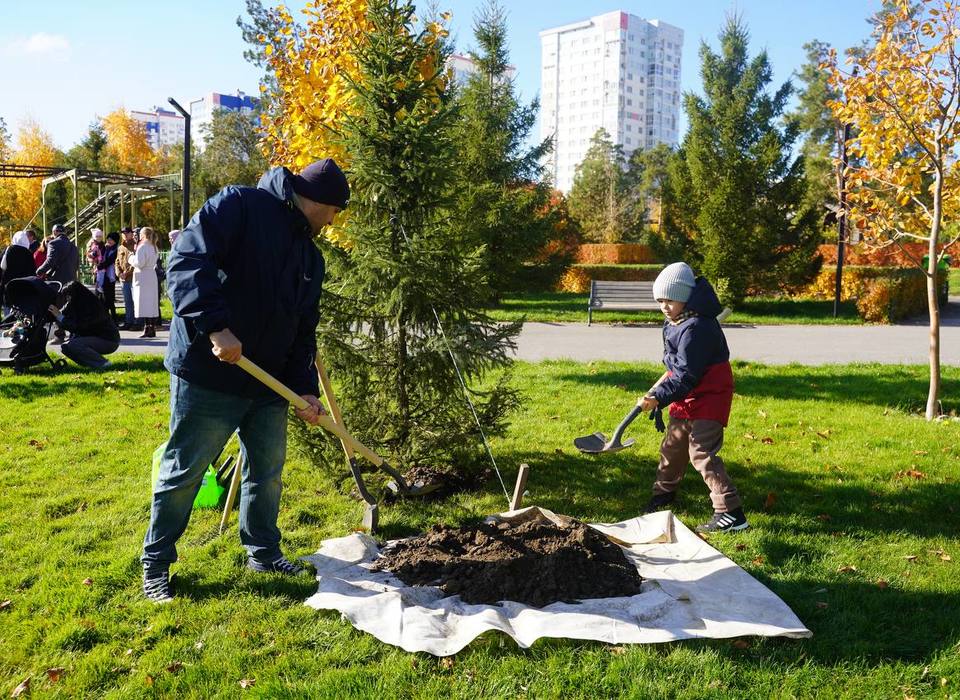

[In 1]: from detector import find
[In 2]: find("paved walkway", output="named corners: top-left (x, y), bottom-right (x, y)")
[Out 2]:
top-left (100, 299), bottom-right (960, 366)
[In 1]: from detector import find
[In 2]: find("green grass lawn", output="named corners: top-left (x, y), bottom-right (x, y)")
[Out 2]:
top-left (950, 267), bottom-right (960, 293)
top-left (1, 358), bottom-right (959, 697)
top-left (490, 292), bottom-right (863, 325)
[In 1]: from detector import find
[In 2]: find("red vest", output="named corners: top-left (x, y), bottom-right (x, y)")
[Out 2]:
top-left (667, 361), bottom-right (734, 426)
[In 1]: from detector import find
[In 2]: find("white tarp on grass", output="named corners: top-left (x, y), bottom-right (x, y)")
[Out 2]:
top-left (303, 508), bottom-right (811, 657)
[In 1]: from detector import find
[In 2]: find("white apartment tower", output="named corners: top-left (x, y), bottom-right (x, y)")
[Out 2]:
top-left (540, 11), bottom-right (683, 192)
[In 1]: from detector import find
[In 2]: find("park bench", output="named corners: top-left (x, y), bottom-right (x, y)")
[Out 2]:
top-left (587, 280), bottom-right (659, 325)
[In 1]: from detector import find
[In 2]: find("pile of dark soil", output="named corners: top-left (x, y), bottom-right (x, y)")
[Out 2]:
top-left (372, 517), bottom-right (642, 608)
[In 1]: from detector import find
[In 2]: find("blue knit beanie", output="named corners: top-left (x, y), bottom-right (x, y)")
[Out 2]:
top-left (652, 262), bottom-right (696, 302)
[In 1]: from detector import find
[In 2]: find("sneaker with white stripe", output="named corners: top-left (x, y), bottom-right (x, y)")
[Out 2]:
top-left (247, 555), bottom-right (309, 577)
top-left (696, 507), bottom-right (749, 533)
top-left (143, 566), bottom-right (174, 604)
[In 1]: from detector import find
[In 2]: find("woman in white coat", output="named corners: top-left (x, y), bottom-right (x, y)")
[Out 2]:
top-left (131, 227), bottom-right (160, 338)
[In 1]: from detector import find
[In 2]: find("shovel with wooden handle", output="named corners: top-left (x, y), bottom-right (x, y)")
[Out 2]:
top-left (314, 355), bottom-right (382, 533)
top-left (573, 371), bottom-right (670, 454)
top-left (235, 355), bottom-right (438, 528)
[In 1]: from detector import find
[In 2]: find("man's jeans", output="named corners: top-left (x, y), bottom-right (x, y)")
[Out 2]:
top-left (142, 375), bottom-right (289, 569)
top-left (122, 280), bottom-right (135, 325)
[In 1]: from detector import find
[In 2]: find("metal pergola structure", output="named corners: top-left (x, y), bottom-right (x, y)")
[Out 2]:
top-left (0, 163), bottom-right (183, 243)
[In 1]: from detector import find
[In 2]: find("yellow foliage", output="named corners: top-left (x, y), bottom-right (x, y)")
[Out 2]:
top-left (1, 119), bottom-right (61, 234)
top-left (804, 267), bottom-right (927, 322)
top-left (101, 109), bottom-right (159, 175)
top-left (826, 0), bottom-right (960, 258)
top-left (259, 0), bottom-right (449, 246)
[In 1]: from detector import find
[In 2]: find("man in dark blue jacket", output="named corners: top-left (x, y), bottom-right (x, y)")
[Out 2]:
top-left (141, 160), bottom-right (348, 603)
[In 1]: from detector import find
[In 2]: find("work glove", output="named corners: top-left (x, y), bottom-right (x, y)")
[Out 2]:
top-left (648, 405), bottom-right (666, 433)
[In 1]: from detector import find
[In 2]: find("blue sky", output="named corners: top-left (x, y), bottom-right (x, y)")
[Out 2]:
top-left (1, 1), bottom-right (879, 151)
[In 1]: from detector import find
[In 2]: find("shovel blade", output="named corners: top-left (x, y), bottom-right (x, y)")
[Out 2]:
top-left (574, 432), bottom-right (608, 453)
top-left (573, 432), bottom-right (637, 454)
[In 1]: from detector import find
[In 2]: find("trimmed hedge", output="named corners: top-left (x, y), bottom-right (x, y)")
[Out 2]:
top-left (557, 264), bottom-right (662, 293)
top-left (817, 243), bottom-right (960, 267)
top-left (804, 266), bottom-right (945, 322)
top-left (575, 244), bottom-right (658, 264)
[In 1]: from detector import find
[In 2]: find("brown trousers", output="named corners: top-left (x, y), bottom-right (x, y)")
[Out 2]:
top-left (653, 417), bottom-right (742, 512)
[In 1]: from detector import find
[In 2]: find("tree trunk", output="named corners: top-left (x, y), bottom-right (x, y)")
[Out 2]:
top-left (926, 161), bottom-right (943, 420)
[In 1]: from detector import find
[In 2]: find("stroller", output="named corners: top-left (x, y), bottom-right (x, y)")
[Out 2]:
top-left (0, 276), bottom-right (67, 373)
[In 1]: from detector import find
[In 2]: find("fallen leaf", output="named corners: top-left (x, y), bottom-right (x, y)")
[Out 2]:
top-left (732, 639), bottom-right (751, 649)
top-left (239, 679), bottom-right (256, 689)
top-left (816, 514), bottom-right (832, 522)
top-left (757, 410), bottom-right (767, 418)
top-left (735, 543), bottom-right (747, 551)
top-left (549, 415), bottom-right (559, 420)
top-left (942, 678), bottom-right (949, 687)
top-left (11, 678), bottom-right (29, 697)
top-left (194, 641), bottom-right (204, 650)
top-left (837, 565), bottom-right (858, 574)
top-left (903, 555), bottom-right (918, 562)
top-left (440, 657), bottom-right (455, 670)
top-left (913, 450), bottom-right (928, 455)
top-left (0, 600), bottom-right (11, 612)
top-left (45, 668), bottom-right (65, 683)
top-left (761, 437), bottom-right (775, 445)
top-left (815, 601), bottom-right (829, 609)
top-left (29, 439), bottom-right (45, 450)
top-left (82, 578), bottom-right (92, 586)
top-left (752, 556), bottom-right (765, 566)
top-left (166, 662), bottom-right (183, 674)
top-left (895, 469), bottom-right (926, 481)
top-left (764, 492), bottom-right (777, 511)
top-left (877, 579), bottom-right (889, 590)
top-left (125, 649), bottom-right (134, 656)
top-left (145, 675), bottom-right (155, 686)
top-left (815, 431), bottom-right (830, 440)
top-left (554, 448), bottom-right (563, 455)
top-left (609, 646), bottom-right (627, 655)
top-left (743, 433), bottom-right (757, 441)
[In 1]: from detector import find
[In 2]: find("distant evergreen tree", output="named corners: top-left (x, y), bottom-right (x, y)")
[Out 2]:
top-left (452, 0), bottom-right (556, 297)
top-left (680, 17), bottom-right (819, 303)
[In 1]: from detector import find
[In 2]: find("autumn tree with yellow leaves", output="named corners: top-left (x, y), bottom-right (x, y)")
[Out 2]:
top-left (828, 0), bottom-right (960, 419)
top-left (0, 119), bottom-right (62, 238)
top-left (101, 109), bottom-right (159, 175)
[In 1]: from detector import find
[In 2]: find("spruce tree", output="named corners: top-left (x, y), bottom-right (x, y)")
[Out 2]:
top-left (682, 17), bottom-right (819, 303)
top-left (309, 0), bottom-right (520, 475)
top-left (792, 40), bottom-right (839, 233)
top-left (452, 0), bottom-right (555, 298)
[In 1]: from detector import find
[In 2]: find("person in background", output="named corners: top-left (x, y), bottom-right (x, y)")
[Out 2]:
top-left (32, 231), bottom-right (47, 269)
top-left (86, 228), bottom-right (105, 268)
top-left (48, 281), bottom-right (120, 370)
top-left (97, 232), bottom-right (120, 323)
top-left (168, 229), bottom-right (181, 247)
top-left (35, 224), bottom-right (79, 345)
top-left (36, 224), bottom-right (79, 286)
top-left (131, 226), bottom-right (159, 338)
top-left (1, 231), bottom-right (38, 315)
top-left (115, 226), bottom-right (139, 331)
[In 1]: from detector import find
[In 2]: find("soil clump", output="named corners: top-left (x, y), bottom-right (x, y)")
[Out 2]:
top-left (372, 517), bottom-right (642, 607)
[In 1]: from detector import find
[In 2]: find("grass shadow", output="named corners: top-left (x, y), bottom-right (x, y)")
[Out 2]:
top-left (553, 364), bottom-right (960, 412)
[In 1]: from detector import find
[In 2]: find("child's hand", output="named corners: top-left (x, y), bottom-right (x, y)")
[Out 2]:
top-left (638, 395), bottom-right (658, 412)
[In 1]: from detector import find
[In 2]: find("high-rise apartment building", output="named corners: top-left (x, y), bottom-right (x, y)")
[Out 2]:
top-left (130, 107), bottom-right (185, 150)
top-left (188, 91), bottom-right (259, 150)
top-left (540, 11), bottom-right (683, 192)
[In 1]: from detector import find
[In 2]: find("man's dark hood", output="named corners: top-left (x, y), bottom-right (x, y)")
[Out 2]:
top-left (686, 277), bottom-right (723, 318)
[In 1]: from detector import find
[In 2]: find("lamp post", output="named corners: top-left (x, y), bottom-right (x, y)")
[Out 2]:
top-left (834, 119), bottom-right (852, 318)
top-left (167, 97), bottom-right (191, 227)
